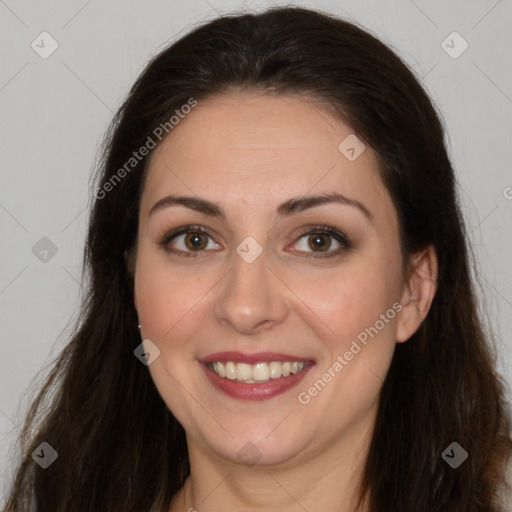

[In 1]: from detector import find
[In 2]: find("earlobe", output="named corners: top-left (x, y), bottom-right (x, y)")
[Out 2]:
top-left (396, 245), bottom-right (438, 343)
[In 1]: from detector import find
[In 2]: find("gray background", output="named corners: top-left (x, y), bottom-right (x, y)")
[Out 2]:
top-left (1, 0), bottom-right (511, 502)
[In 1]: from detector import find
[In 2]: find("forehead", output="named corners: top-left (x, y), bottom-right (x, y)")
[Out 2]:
top-left (140, 92), bottom-right (395, 224)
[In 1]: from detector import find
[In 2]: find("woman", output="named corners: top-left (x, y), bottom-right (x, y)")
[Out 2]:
top-left (5, 6), bottom-right (512, 511)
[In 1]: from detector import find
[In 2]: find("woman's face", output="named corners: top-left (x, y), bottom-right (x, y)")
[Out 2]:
top-left (134, 92), bottom-right (413, 467)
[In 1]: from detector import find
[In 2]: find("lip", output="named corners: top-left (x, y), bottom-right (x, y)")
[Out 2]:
top-left (200, 351), bottom-right (314, 365)
top-left (199, 356), bottom-right (315, 401)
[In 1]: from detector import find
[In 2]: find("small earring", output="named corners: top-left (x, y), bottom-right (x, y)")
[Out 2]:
top-left (138, 324), bottom-right (141, 329)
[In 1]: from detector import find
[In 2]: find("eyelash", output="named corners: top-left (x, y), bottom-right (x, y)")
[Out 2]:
top-left (158, 224), bottom-right (353, 258)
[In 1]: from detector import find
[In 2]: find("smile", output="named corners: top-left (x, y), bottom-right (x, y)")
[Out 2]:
top-left (200, 352), bottom-right (315, 400)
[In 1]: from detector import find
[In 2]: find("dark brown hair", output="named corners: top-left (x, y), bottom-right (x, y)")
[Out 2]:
top-left (5, 6), bottom-right (511, 511)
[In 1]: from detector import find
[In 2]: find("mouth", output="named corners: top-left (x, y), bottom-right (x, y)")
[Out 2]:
top-left (199, 351), bottom-right (315, 400)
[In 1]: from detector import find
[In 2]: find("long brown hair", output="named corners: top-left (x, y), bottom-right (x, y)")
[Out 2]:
top-left (5, 6), bottom-right (511, 511)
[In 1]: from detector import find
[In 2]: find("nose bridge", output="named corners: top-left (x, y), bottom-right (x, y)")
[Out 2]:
top-left (214, 242), bottom-right (288, 333)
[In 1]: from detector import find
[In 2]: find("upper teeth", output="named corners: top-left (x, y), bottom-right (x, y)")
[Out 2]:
top-left (211, 361), bottom-right (307, 383)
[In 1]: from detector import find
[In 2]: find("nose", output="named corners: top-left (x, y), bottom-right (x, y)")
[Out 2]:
top-left (214, 250), bottom-right (290, 335)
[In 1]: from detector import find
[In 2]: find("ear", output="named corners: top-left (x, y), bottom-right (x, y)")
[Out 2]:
top-left (396, 245), bottom-right (438, 343)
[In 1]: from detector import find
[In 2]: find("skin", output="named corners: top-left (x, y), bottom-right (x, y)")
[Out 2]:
top-left (132, 92), bottom-right (437, 511)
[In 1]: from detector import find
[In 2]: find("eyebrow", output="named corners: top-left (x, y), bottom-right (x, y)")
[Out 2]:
top-left (148, 192), bottom-right (373, 223)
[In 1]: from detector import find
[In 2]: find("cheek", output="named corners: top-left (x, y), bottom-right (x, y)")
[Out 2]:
top-left (290, 257), bottom-right (401, 408)
top-left (292, 264), bottom-right (399, 419)
top-left (134, 248), bottom-right (207, 345)
top-left (133, 249), bottom-right (211, 422)
top-left (288, 258), bottom-right (399, 351)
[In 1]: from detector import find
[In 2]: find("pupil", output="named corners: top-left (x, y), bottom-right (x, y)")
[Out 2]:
top-left (187, 233), bottom-right (205, 249)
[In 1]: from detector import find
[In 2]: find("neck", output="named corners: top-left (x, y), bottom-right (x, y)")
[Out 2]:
top-left (169, 415), bottom-right (375, 512)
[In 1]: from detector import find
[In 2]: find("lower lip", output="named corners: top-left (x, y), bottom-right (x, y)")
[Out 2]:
top-left (201, 362), bottom-right (314, 401)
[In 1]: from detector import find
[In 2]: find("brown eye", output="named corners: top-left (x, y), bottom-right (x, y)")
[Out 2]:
top-left (291, 225), bottom-right (352, 257)
top-left (160, 226), bottom-right (221, 256)
top-left (307, 233), bottom-right (331, 252)
top-left (184, 232), bottom-right (208, 250)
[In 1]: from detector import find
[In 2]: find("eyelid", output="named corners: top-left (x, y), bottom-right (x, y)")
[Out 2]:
top-left (161, 224), bottom-right (214, 242)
